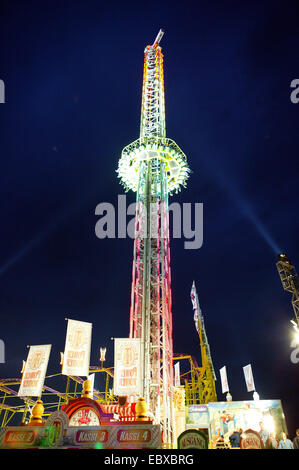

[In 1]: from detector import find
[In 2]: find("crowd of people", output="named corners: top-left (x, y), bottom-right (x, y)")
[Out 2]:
top-left (258, 422), bottom-right (298, 449)
top-left (210, 424), bottom-right (299, 449)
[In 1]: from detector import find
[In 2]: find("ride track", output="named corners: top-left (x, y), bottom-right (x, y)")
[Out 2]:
top-left (0, 367), bottom-right (116, 427)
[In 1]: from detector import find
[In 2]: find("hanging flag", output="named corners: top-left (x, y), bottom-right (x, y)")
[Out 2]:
top-left (18, 345), bottom-right (51, 397)
top-left (243, 364), bottom-right (255, 392)
top-left (219, 366), bottom-right (229, 394)
top-left (62, 319), bottom-right (92, 377)
top-left (174, 362), bottom-right (180, 387)
top-left (114, 338), bottom-right (142, 396)
top-left (88, 373), bottom-right (95, 398)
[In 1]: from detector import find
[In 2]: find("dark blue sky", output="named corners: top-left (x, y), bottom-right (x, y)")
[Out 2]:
top-left (0, 1), bottom-right (298, 434)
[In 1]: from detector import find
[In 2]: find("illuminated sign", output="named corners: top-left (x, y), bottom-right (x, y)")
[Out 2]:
top-left (114, 338), bottom-right (142, 396)
top-left (5, 430), bottom-right (35, 444)
top-left (62, 319), bottom-right (92, 377)
top-left (117, 429), bottom-right (151, 443)
top-left (178, 430), bottom-right (208, 449)
top-left (18, 345), bottom-right (51, 397)
top-left (46, 410), bottom-right (69, 447)
top-left (75, 429), bottom-right (108, 443)
top-left (240, 429), bottom-right (263, 449)
top-left (1, 427), bottom-right (46, 448)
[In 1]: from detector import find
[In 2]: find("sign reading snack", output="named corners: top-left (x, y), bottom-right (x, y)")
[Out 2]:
top-left (62, 319), bottom-right (92, 377)
top-left (114, 338), bottom-right (142, 396)
top-left (240, 429), bottom-right (264, 449)
top-left (178, 429), bottom-right (208, 449)
top-left (18, 345), bottom-right (51, 397)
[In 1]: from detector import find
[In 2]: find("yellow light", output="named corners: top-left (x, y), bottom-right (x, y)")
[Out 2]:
top-left (100, 347), bottom-right (107, 363)
top-left (291, 319), bottom-right (299, 334)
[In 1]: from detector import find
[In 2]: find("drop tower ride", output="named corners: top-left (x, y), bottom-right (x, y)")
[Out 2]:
top-left (117, 30), bottom-right (190, 444)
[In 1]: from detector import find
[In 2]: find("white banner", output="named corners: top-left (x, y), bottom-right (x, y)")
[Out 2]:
top-left (174, 362), bottom-right (180, 387)
top-left (243, 364), bottom-right (255, 392)
top-left (88, 373), bottom-right (95, 398)
top-left (220, 366), bottom-right (229, 394)
top-left (62, 319), bottom-right (92, 377)
top-left (18, 345), bottom-right (51, 397)
top-left (114, 338), bottom-right (142, 396)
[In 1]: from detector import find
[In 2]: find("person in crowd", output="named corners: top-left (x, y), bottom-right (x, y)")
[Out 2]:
top-left (210, 434), bottom-right (218, 449)
top-left (215, 435), bottom-right (229, 449)
top-left (293, 429), bottom-right (299, 449)
top-left (229, 429), bottom-right (241, 448)
top-left (258, 421), bottom-right (269, 446)
top-left (278, 432), bottom-right (294, 449)
top-left (265, 432), bottom-right (278, 449)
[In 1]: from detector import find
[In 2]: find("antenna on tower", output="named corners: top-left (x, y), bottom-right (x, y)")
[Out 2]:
top-left (152, 29), bottom-right (164, 46)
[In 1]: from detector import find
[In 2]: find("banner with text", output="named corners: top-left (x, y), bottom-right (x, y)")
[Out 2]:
top-left (243, 364), bottom-right (255, 392)
top-left (219, 366), bottom-right (229, 394)
top-left (18, 344), bottom-right (51, 397)
top-left (114, 338), bottom-right (142, 396)
top-left (62, 319), bottom-right (92, 377)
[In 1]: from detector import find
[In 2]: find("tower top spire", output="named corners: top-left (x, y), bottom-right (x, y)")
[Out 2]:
top-left (152, 29), bottom-right (164, 46)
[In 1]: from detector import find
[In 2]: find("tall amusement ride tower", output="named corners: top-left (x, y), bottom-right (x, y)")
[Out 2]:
top-left (117, 30), bottom-right (190, 443)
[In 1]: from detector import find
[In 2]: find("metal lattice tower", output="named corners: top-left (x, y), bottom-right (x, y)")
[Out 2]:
top-left (276, 254), bottom-right (299, 328)
top-left (117, 30), bottom-right (190, 445)
top-left (189, 281), bottom-right (217, 403)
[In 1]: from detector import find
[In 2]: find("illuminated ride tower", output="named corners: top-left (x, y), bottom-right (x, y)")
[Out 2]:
top-left (276, 254), bottom-right (299, 329)
top-left (117, 30), bottom-right (190, 444)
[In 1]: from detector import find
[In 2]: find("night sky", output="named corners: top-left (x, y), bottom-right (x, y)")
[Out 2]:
top-left (0, 1), bottom-right (298, 434)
